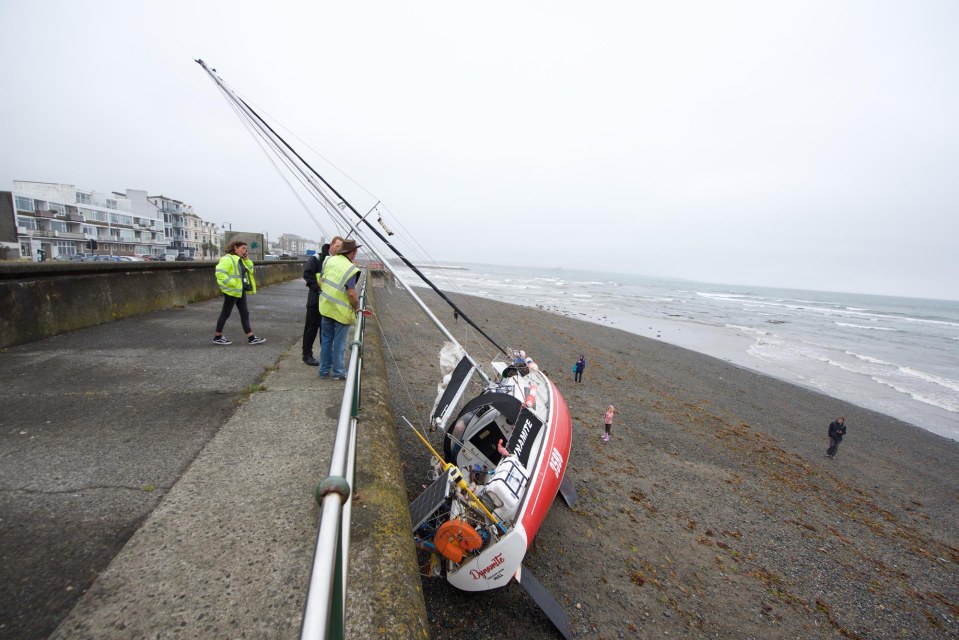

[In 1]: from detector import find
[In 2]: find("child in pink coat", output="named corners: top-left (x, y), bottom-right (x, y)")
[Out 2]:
top-left (602, 405), bottom-right (615, 442)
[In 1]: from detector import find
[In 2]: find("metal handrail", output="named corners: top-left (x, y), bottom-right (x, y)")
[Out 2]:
top-left (300, 281), bottom-right (369, 639)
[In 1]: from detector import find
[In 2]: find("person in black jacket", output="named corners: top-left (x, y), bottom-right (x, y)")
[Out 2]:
top-left (826, 417), bottom-right (847, 458)
top-left (301, 236), bottom-right (343, 365)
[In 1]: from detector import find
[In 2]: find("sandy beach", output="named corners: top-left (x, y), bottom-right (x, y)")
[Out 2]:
top-left (369, 283), bottom-right (958, 640)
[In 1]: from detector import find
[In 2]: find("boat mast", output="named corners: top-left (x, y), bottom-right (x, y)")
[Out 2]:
top-left (196, 60), bottom-right (501, 382)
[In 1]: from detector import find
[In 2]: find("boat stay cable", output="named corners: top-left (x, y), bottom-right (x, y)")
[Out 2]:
top-left (196, 59), bottom-right (508, 361)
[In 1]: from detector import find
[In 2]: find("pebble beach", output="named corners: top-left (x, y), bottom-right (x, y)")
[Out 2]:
top-left (370, 284), bottom-right (959, 639)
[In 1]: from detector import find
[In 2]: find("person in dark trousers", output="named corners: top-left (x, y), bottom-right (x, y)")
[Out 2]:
top-left (574, 355), bottom-right (586, 383)
top-left (213, 240), bottom-right (265, 345)
top-left (301, 236), bottom-right (343, 365)
top-left (318, 238), bottom-right (362, 379)
top-left (826, 417), bottom-right (847, 458)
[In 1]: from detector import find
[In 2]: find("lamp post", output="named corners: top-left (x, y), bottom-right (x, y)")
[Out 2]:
top-left (220, 223), bottom-right (231, 253)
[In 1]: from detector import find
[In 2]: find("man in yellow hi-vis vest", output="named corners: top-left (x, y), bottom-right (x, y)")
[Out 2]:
top-left (317, 238), bottom-right (361, 379)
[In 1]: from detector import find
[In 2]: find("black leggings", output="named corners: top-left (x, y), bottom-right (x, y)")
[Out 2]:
top-left (826, 437), bottom-right (841, 457)
top-left (215, 294), bottom-right (251, 334)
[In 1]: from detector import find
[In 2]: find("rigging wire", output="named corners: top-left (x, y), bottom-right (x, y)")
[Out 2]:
top-left (198, 61), bottom-right (507, 358)
top-left (237, 94), bottom-right (382, 207)
top-left (371, 204), bottom-right (501, 356)
top-left (209, 72), bottom-right (359, 244)
top-left (209, 66), bottom-right (500, 358)
top-left (366, 308), bottom-right (431, 430)
top-left (222, 95), bottom-right (336, 241)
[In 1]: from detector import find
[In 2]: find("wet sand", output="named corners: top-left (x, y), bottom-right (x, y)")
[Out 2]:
top-left (370, 284), bottom-right (959, 639)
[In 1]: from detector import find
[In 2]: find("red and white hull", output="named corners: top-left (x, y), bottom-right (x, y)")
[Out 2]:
top-left (438, 365), bottom-right (572, 592)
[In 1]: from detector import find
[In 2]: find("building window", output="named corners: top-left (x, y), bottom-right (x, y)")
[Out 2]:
top-left (50, 221), bottom-right (68, 232)
top-left (17, 216), bottom-right (38, 230)
top-left (56, 241), bottom-right (76, 255)
top-left (15, 196), bottom-right (34, 212)
top-left (49, 203), bottom-right (66, 215)
top-left (106, 199), bottom-right (117, 210)
top-left (76, 193), bottom-right (92, 205)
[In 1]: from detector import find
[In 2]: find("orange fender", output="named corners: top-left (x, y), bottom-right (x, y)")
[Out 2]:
top-left (434, 520), bottom-right (483, 564)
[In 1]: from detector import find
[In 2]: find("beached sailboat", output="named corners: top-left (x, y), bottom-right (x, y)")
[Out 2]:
top-left (197, 60), bottom-right (575, 637)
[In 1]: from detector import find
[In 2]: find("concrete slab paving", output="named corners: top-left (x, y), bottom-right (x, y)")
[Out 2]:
top-left (50, 350), bottom-right (331, 639)
top-left (1, 276), bottom-right (428, 639)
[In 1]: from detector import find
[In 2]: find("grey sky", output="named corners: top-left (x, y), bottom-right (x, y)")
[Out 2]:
top-left (3, 1), bottom-right (957, 300)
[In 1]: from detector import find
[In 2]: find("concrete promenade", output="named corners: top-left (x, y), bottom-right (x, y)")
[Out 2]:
top-left (0, 279), bottom-right (427, 639)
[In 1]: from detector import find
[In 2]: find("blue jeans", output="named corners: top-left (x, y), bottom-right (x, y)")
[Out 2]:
top-left (320, 315), bottom-right (351, 377)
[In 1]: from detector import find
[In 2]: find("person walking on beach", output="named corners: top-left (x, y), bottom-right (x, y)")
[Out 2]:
top-left (602, 404), bottom-right (615, 442)
top-left (318, 238), bottom-right (362, 379)
top-left (574, 355), bottom-right (586, 383)
top-left (213, 240), bottom-right (266, 345)
top-left (826, 417), bottom-right (847, 458)
top-left (301, 236), bottom-right (343, 365)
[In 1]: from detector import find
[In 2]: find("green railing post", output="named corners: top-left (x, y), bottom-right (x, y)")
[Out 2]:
top-left (328, 532), bottom-right (345, 640)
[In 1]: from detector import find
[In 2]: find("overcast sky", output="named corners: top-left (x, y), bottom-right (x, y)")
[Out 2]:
top-left (2, 1), bottom-right (957, 300)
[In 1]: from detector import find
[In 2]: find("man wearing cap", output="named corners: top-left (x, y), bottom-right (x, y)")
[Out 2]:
top-left (301, 236), bottom-right (343, 366)
top-left (317, 238), bottom-right (362, 379)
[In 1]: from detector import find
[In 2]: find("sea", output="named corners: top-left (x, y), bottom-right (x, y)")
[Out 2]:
top-left (389, 262), bottom-right (959, 442)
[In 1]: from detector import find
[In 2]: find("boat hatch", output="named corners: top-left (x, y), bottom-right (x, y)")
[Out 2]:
top-left (469, 424), bottom-right (507, 466)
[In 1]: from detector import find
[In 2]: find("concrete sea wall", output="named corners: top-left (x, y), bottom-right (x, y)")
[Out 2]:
top-left (0, 261), bottom-right (301, 348)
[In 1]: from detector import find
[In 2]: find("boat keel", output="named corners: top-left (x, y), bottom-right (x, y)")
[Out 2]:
top-left (515, 566), bottom-right (572, 639)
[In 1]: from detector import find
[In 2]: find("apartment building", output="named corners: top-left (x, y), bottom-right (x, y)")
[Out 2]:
top-left (149, 194), bottom-right (190, 259)
top-left (5, 181), bottom-right (228, 261)
top-left (10, 181), bottom-right (168, 260)
top-left (277, 232), bottom-right (320, 256)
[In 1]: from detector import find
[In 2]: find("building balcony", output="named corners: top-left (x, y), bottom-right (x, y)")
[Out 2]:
top-left (56, 231), bottom-right (87, 240)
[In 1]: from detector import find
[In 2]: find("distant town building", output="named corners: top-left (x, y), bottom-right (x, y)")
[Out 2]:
top-left (1, 181), bottom-right (230, 261)
top-left (1, 181), bottom-right (337, 263)
top-left (277, 233), bottom-right (320, 256)
top-left (8, 181), bottom-right (168, 260)
top-left (148, 194), bottom-right (191, 259)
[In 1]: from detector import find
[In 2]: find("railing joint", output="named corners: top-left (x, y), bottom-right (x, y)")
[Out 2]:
top-left (315, 476), bottom-right (351, 506)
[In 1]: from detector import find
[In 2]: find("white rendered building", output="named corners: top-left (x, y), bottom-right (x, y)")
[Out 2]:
top-left (12, 181), bottom-right (168, 260)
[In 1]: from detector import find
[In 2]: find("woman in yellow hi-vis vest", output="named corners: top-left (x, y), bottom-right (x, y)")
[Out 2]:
top-left (317, 238), bottom-right (361, 378)
top-left (213, 240), bottom-right (266, 345)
